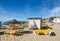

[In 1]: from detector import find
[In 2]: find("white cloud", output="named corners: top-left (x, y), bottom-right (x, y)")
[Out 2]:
top-left (49, 7), bottom-right (60, 17)
top-left (52, 7), bottom-right (60, 15)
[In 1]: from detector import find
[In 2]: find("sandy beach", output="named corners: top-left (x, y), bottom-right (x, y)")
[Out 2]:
top-left (0, 23), bottom-right (60, 41)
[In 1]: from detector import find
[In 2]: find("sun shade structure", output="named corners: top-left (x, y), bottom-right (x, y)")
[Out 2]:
top-left (6, 19), bottom-right (21, 24)
top-left (6, 19), bottom-right (22, 29)
top-left (28, 18), bottom-right (42, 29)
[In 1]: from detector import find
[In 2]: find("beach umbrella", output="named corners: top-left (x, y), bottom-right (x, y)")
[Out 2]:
top-left (7, 19), bottom-right (22, 29)
top-left (7, 19), bottom-right (21, 24)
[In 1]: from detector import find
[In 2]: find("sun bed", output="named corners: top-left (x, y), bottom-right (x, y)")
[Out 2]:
top-left (33, 28), bottom-right (52, 35)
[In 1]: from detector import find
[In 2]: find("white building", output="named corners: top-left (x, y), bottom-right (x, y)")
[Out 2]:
top-left (28, 18), bottom-right (42, 29)
top-left (53, 17), bottom-right (60, 23)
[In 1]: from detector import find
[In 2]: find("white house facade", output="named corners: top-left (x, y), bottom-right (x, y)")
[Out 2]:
top-left (53, 17), bottom-right (60, 23)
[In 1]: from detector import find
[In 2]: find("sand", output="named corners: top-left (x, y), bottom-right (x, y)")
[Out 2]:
top-left (0, 23), bottom-right (60, 41)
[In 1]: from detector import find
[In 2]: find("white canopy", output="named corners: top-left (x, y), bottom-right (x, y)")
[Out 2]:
top-left (28, 18), bottom-right (42, 29)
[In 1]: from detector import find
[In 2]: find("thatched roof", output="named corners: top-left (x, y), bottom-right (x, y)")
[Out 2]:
top-left (6, 19), bottom-right (22, 24)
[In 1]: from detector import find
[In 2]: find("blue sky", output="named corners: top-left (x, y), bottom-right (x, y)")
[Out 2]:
top-left (0, 0), bottom-right (60, 21)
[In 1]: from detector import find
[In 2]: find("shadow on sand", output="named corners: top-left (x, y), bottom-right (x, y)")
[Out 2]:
top-left (0, 32), bottom-right (4, 35)
top-left (21, 31), bottom-right (32, 34)
top-left (13, 31), bottom-right (32, 36)
top-left (13, 33), bottom-right (24, 36)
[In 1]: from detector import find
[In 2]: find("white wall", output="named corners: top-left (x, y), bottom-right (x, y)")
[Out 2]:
top-left (53, 18), bottom-right (60, 23)
top-left (28, 19), bottom-right (41, 29)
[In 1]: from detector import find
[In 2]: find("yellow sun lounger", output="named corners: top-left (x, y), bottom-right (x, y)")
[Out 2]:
top-left (5, 30), bottom-right (20, 35)
top-left (33, 29), bottom-right (52, 35)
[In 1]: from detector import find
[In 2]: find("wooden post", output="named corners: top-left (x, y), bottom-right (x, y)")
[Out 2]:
top-left (40, 18), bottom-right (42, 29)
